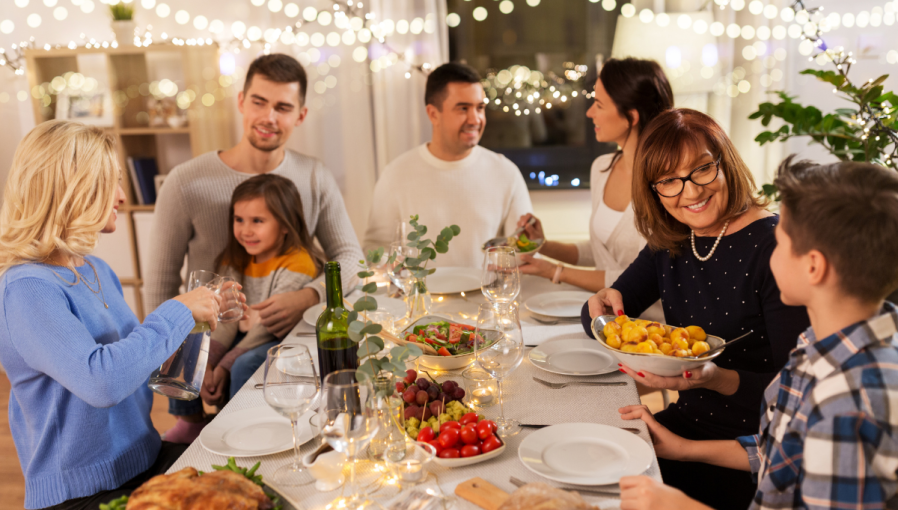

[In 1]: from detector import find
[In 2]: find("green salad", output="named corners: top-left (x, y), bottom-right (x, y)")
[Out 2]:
top-left (515, 233), bottom-right (540, 252)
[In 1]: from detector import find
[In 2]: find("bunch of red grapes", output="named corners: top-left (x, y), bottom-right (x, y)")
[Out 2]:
top-left (396, 369), bottom-right (466, 421)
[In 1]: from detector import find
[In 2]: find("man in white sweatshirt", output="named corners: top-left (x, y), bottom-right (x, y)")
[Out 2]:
top-left (363, 63), bottom-right (533, 267)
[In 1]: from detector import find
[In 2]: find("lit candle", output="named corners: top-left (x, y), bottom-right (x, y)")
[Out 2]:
top-left (473, 388), bottom-right (493, 405)
top-left (401, 459), bottom-right (425, 482)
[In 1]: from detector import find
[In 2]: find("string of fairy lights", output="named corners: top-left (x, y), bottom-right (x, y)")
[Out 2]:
top-left (1, 0), bottom-right (896, 109)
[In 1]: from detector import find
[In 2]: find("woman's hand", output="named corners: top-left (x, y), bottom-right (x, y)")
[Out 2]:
top-left (201, 366), bottom-right (229, 406)
top-left (516, 213), bottom-right (546, 241)
top-left (587, 288), bottom-right (625, 318)
top-left (517, 253), bottom-right (555, 279)
top-left (620, 475), bottom-right (710, 510)
top-left (618, 405), bottom-right (689, 461)
top-left (173, 286), bottom-right (221, 331)
top-left (618, 363), bottom-right (739, 395)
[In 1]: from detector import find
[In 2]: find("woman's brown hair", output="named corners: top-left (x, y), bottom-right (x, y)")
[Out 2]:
top-left (598, 58), bottom-right (674, 172)
top-left (214, 174), bottom-right (326, 274)
top-left (631, 108), bottom-right (767, 255)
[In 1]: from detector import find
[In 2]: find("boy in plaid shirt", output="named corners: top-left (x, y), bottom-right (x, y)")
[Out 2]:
top-left (617, 158), bottom-right (898, 510)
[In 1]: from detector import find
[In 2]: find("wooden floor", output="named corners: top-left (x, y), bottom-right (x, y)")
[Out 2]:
top-left (0, 373), bottom-right (675, 509)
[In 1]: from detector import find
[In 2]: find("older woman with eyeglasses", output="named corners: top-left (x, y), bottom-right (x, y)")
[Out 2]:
top-left (580, 109), bottom-right (809, 510)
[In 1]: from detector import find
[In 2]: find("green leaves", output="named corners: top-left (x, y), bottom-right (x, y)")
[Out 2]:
top-left (353, 296), bottom-right (377, 312)
top-left (361, 282), bottom-right (378, 294)
top-left (365, 247), bottom-right (384, 266)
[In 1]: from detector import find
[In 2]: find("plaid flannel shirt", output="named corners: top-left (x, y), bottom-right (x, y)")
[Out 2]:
top-left (736, 302), bottom-right (898, 509)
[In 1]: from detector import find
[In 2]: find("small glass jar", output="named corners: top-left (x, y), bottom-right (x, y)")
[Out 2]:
top-left (462, 367), bottom-right (498, 408)
top-left (384, 441), bottom-right (436, 485)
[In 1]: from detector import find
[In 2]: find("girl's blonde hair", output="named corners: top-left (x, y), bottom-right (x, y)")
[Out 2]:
top-left (0, 120), bottom-right (119, 277)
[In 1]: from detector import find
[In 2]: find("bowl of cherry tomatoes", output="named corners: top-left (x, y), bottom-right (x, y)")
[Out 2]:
top-left (419, 413), bottom-right (506, 468)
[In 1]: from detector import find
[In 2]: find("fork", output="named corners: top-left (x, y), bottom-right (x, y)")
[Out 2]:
top-left (531, 316), bottom-right (581, 325)
top-left (532, 377), bottom-right (627, 389)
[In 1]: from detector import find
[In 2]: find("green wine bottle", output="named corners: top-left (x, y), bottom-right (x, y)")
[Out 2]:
top-left (316, 261), bottom-right (358, 382)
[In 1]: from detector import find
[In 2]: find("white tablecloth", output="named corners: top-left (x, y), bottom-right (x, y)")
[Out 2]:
top-left (168, 275), bottom-right (660, 509)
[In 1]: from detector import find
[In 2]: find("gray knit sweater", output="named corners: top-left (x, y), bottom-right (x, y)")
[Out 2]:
top-left (144, 150), bottom-right (362, 314)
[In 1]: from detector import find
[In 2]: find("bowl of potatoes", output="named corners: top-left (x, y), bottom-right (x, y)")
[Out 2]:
top-left (590, 315), bottom-right (725, 377)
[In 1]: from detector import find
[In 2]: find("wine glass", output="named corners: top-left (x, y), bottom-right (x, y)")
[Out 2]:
top-left (394, 219), bottom-right (414, 245)
top-left (318, 370), bottom-right (381, 509)
top-left (387, 241), bottom-right (417, 296)
top-left (481, 246), bottom-right (521, 312)
top-left (474, 303), bottom-right (524, 437)
top-left (263, 344), bottom-right (321, 486)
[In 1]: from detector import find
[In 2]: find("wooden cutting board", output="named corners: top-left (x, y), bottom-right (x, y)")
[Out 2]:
top-left (454, 477), bottom-right (511, 510)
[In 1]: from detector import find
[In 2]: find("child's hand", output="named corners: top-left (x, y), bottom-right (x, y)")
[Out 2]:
top-left (201, 366), bottom-right (229, 406)
top-left (618, 405), bottom-right (689, 461)
top-left (239, 308), bottom-right (261, 333)
top-left (620, 476), bottom-right (709, 510)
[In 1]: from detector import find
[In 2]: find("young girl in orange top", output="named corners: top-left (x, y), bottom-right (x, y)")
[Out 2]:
top-left (165, 174), bottom-right (324, 443)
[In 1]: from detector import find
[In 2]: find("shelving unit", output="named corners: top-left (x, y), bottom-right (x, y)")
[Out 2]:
top-left (25, 44), bottom-right (234, 319)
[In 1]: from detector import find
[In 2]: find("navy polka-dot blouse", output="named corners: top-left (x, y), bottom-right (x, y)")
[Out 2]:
top-left (581, 216), bottom-right (810, 438)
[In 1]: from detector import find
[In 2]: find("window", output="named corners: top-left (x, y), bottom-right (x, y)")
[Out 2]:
top-left (449, 0), bottom-right (620, 189)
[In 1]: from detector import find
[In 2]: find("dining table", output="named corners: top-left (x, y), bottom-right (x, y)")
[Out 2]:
top-left (167, 273), bottom-right (661, 509)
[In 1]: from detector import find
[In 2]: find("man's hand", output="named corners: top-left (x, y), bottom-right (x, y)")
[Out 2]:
top-left (620, 476), bottom-right (710, 510)
top-left (201, 366), bottom-right (229, 407)
top-left (618, 405), bottom-right (690, 461)
top-left (251, 288), bottom-right (320, 338)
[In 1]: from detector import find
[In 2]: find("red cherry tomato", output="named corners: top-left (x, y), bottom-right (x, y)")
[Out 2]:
top-left (438, 428), bottom-right (460, 449)
top-left (440, 421), bottom-right (461, 433)
top-left (460, 413), bottom-right (478, 425)
top-left (438, 448), bottom-right (460, 459)
top-left (435, 333), bottom-right (447, 341)
top-left (460, 445), bottom-right (481, 458)
top-left (416, 427), bottom-right (434, 443)
top-left (476, 420), bottom-right (497, 440)
top-left (482, 435), bottom-right (503, 453)
top-left (460, 425), bottom-right (479, 445)
top-left (437, 347), bottom-right (451, 357)
top-left (428, 439), bottom-right (443, 456)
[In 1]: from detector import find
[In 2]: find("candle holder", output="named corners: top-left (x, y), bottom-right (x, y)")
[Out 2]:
top-left (384, 441), bottom-right (436, 486)
top-left (462, 367), bottom-right (498, 408)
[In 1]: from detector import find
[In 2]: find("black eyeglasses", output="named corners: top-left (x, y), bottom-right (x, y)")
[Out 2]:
top-left (651, 155), bottom-right (722, 198)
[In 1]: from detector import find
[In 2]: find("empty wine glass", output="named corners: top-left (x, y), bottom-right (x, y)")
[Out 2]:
top-left (318, 370), bottom-right (381, 509)
top-left (387, 241), bottom-right (417, 296)
top-left (263, 344), bottom-right (321, 486)
top-left (474, 303), bottom-right (524, 437)
top-left (481, 246), bottom-right (521, 312)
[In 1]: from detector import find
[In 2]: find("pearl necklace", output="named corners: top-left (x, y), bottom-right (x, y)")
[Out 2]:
top-left (691, 220), bottom-right (730, 262)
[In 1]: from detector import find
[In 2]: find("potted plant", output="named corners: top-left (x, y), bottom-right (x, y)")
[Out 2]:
top-left (109, 1), bottom-right (135, 46)
top-left (749, 48), bottom-right (897, 299)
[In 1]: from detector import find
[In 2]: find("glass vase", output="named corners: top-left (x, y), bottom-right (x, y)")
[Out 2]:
top-left (367, 374), bottom-right (407, 461)
top-left (406, 277), bottom-right (432, 323)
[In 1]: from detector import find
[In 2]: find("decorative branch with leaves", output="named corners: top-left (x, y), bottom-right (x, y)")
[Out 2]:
top-left (750, 49), bottom-right (897, 200)
top-left (109, 3), bottom-right (134, 21)
top-left (347, 215), bottom-right (460, 385)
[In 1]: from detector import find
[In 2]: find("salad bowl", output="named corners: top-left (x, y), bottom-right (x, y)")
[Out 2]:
top-left (401, 315), bottom-right (501, 371)
top-left (481, 234), bottom-right (544, 265)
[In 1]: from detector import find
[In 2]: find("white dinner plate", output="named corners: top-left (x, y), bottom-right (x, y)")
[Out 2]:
top-left (302, 296), bottom-right (406, 326)
top-left (525, 291), bottom-right (593, 318)
top-left (519, 423), bottom-right (653, 485)
top-left (427, 267), bottom-right (482, 294)
top-left (200, 406), bottom-right (316, 457)
top-left (528, 338), bottom-right (618, 376)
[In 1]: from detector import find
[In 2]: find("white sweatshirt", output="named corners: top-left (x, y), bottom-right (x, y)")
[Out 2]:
top-left (364, 144), bottom-right (533, 268)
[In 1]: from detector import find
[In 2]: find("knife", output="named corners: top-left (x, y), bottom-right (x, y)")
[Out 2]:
top-left (509, 476), bottom-right (620, 497)
top-left (520, 424), bottom-right (641, 434)
top-left (254, 378), bottom-right (318, 389)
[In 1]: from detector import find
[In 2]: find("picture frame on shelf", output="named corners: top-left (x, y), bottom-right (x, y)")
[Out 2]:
top-left (55, 91), bottom-right (114, 127)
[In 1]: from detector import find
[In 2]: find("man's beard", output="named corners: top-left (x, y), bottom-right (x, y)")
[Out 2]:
top-left (248, 132), bottom-right (281, 152)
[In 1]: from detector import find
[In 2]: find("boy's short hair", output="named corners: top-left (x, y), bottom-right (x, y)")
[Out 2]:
top-left (774, 156), bottom-right (898, 303)
top-left (424, 63), bottom-right (482, 110)
top-left (243, 54), bottom-right (308, 106)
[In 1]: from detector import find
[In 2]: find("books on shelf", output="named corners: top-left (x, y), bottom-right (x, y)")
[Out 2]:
top-left (127, 157), bottom-right (159, 205)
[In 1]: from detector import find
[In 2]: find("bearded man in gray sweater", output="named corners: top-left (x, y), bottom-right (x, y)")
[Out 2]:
top-left (145, 54), bottom-right (363, 441)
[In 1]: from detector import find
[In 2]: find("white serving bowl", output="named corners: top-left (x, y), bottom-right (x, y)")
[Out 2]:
top-left (590, 315), bottom-right (726, 377)
top-left (432, 441), bottom-right (506, 468)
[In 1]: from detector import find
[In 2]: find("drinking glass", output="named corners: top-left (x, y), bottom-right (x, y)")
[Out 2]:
top-left (387, 241), bottom-right (417, 296)
top-left (263, 344), bottom-right (321, 486)
top-left (148, 270), bottom-right (242, 399)
top-left (318, 370), bottom-right (381, 509)
top-left (474, 304), bottom-right (524, 437)
top-left (394, 220), bottom-right (414, 245)
top-left (481, 246), bottom-right (521, 311)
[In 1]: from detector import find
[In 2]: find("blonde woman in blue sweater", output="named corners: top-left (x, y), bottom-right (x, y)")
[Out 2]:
top-left (0, 121), bottom-right (232, 509)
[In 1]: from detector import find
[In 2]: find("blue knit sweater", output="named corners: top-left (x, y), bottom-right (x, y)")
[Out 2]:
top-left (0, 256), bottom-right (195, 509)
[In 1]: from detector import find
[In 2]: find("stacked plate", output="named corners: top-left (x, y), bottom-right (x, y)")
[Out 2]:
top-left (524, 290), bottom-right (593, 319)
top-left (199, 407), bottom-right (317, 457)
